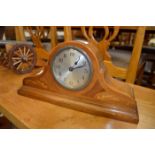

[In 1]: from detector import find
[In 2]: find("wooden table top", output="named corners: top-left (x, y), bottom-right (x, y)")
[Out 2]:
top-left (0, 66), bottom-right (155, 129)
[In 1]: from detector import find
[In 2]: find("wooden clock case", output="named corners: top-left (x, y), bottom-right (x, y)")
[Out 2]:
top-left (18, 40), bottom-right (139, 123)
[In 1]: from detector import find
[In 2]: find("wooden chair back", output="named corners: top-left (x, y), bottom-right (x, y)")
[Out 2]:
top-left (64, 26), bottom-right (146, 83)
top-left (15, 26), bottom-right (58, 49)
top-left (15, 26), bottom-right (146, 84)
top-left (103, 26), bottom-right (146, 83)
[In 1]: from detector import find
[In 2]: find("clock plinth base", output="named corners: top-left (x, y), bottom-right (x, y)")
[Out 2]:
top-left (18, 85), bottom-right (139, 124)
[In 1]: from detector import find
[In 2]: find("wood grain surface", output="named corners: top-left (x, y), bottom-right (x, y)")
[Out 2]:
top-left (0, 66), bottom-right (155, 128)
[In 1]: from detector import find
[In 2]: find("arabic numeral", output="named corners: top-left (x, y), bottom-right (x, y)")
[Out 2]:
top-left (64, 54), bottom-right (67, 58)
top-left (58, 72), bottom-right (62, 76)
top-left (69, 81), bottom-right (73, 85)
top-left (58, 58), bottom-right (63, 63)
top-left (82, 75), bottom-right (85, 80)
top-left (84, 68), bottom-right (88, 73)
top-left (70, 52), bottom-right (75, 57)
top-left (55, 65), bottom-right (60, 69)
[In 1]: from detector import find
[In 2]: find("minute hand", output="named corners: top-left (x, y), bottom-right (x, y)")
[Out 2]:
top-left (69, 62), bottom-right (86, 71)
top-left (73, 65), bottom-right (85, 69)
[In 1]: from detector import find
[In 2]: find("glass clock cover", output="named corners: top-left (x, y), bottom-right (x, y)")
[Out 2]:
top-left (51, 46), bottom-right (93, 90)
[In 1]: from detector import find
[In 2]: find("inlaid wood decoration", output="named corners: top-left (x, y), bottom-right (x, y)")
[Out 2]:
top-left (18, 26), bottom-right (139, 123)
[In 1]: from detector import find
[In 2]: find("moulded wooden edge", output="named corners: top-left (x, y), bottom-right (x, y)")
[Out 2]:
top-left (18, 85), bottom-right (139, 124)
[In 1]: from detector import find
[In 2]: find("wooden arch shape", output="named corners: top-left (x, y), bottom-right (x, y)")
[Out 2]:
top-left (18, 40), bottom-right (139, 123)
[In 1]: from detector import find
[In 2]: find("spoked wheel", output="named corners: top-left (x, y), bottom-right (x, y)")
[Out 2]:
top-left (9, 44), bottom-right (37, 74)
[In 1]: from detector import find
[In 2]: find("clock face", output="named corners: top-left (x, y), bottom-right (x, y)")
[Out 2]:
top-left (51, 46), bottom-right (93, 90)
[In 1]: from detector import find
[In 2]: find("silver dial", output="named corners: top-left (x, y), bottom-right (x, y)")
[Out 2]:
top-left (51, 46), bottom-right (92, 90)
